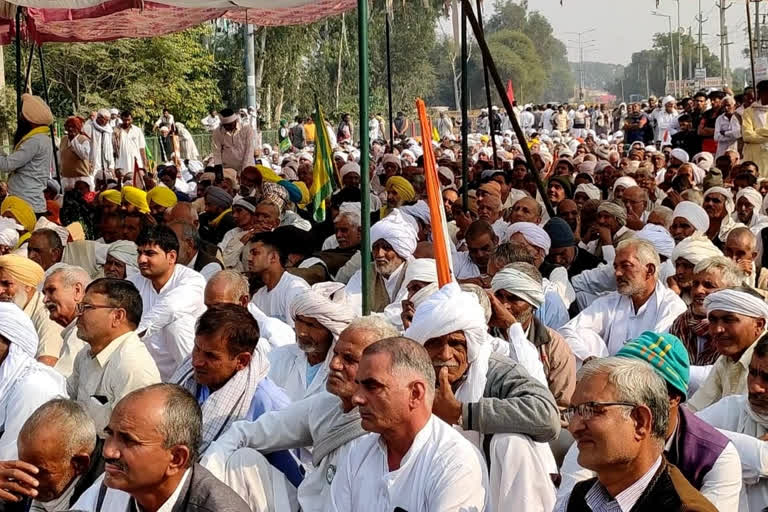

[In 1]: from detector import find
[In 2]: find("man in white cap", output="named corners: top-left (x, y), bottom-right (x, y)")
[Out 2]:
top-left (0, 302), bottom-right (67, 459)
top-left (345, 209), bottom-right (418, 314)
top-left (688, 286), bottom-right (768, 411)
top-left (734, 186), bottom-right (768, 229)
top-left (90, 109), bottom-right (115, 184)
top-left (212, 108), bottom-right (255, 172)
top-left (560, 238), bottom-right (687, 363)
top-left (671, 201), bottom-right (710, 243)
top-left (405, 282), bottom-right (561, 511)
top-left (102, 240), bottom-right (139, 279)
top-left (651, 95), bottom-right (679, 144)
top-left (669, 234), bottom-right (723, 303)
top-left (703, 187), bottom-right (741, 246)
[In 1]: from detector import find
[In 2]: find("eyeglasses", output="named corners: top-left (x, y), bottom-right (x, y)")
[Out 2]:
top-left (563, 401), bottom-right (636, 424)
top-left (76, 302), bottom-right (116, 315)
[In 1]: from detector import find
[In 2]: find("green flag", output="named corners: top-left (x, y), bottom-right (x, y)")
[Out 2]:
top-left (310, 102), bottom-right (336, 222)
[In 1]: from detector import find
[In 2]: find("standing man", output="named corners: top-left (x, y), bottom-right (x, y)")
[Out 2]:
top-left (741, 80), bottom-right (768, 177)
top-left (212, 108), bottom-right (256, 172)
top-left (436, 111), bottom-right (453, 140)
top-left (90, 109), bottom-right (115, 186)
top-left (113, 111), bottom-right (148, 178)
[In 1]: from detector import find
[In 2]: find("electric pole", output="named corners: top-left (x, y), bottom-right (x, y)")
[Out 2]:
top-left (756, 0), bottom-right (761, 58)
top-left (695, 0), bottom-right (707, 68)
top-left (652, 10), bottom-right (677, 96)
top-left (566, 28), bottom-right (596, 101)
top-left (676, 0), bottom-right (682, 93)
top-left (717, 1), bottom-right (733, 86)
top-left (688, 26), bottom-right (693, 79)
top-left (244, 24), bottom-right (256, 108)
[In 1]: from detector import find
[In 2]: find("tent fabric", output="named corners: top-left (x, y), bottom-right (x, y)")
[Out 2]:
top-left (0, 0), bottom-right (356, 44)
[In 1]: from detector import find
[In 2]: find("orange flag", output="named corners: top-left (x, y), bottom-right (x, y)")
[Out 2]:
top-left (415, 98), bottom-right (453, 287)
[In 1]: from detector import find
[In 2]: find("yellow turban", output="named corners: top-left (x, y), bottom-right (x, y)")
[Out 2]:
top-left (0, 254), bottom-right (45, 287)
top-left (293, 181), bottom-right (310, 208)
top-left (0, 196), bottom-right (36, 232)
top-left (122, 186), bottom-right (149, 214)
top-left (256, 164), bottom-right (282, 184)
top-left (99, 189), bottom-right (122, 206)
top-left (385, 176), bottom-right (416, 202)
top-left (147, 186), bottom-right (178, 209)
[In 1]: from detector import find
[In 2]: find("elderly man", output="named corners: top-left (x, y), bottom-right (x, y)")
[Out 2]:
top-left (557, 357), bottom-right (718, 511)
top-left (89, 109), bottom-right (114, 183)
top-left (703, 187), bottom-right (739, 247)
top-left (734, 187), bottom-right (768, 229)
top-left (329, 337), bottom-right (489, 511)
top-left (269, 286), bottom-right (355, 401)
top-left (0, 254), bottom-right (62, 366)
top-left (490, 263), bottom-right (577, 408)
top-left (622, 185), bottom-right (650, 229)
top-left (199, 186), bottom-right (236, 245)
top-left (454, 220), bottom-right (496, 282)
top-left (0, 303), bottom-right (67, 460)
top-left (671, 201), bottom-right (710, 244)
top-left (560, 239), bottom-right (687, 363)
top-left (668, 234), bottom-right (723, 304)
top-left (42, 264), bottom-right (90, 378)
top-left (585, 201), bottom-right (636, 262)
top-left (509, 196), bottom-right (543, 225)
top-left (212, 108), bottom-right (255, 172)
top-left (346, 209), bottom-right (417, 314)
top-left (202, 316), bottom-right (399, 512)
top-left (68, 278), bottom-right (160, 433)
top-left (129, 225), bottom-right (206, 380)
top-left (248, 230), bottom-right (310, 327)
top-left (71, 384), bottom-right (250, 511)
top-left (558, 332), bottom-right (742, 511)
top-left (670, 257), bottom-right (745, 391)
top-left (406, 282), bottom-right (560, 511)
top-left (723, 226), bottom-right (768, 292)
top-left (218, 197), bottom-right (271, 269)
top-left (478, 194), bottom-right (508, 241)
top-left (688, 287), bottom-right (768, 411)
top-left (167, 220), bottom-right (222, 281)
top-left (0, 399), bottom-right (104, 511)
top-left (542, 217), bottom-right (603, 280)
top-left (379, 176), bottom-right (415, 219)
top-left (102, 241), bottom-right (138, 280)
top-left (170, 305), bottom-right (301, 487)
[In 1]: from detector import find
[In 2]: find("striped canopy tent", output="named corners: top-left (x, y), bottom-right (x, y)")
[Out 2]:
top-left (0, 0), bottom-right (357, 44)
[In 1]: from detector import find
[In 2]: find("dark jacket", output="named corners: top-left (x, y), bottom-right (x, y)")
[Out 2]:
top-left (192, 240), bottom-right (223, 274)
top-left (95, 463), bottom-right (249, 512)
top-left (565, 458), bottom-right (717, 512)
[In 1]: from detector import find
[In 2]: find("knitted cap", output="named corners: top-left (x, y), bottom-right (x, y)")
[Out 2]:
top-left (616, 331), bottom-right (690, 400)
top-left (544, 217), bottom-right (575, 248)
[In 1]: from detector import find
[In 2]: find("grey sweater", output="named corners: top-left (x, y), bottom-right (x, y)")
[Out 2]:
top-left (2, 133), bottom-right (53, 213)
top-left (461, 352), bottom-right (561, 442)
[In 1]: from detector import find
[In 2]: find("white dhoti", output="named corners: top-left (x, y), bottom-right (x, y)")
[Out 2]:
top-left (217, 448), bottom-right (298, 512)
top-left (489, 433), bottom-right (557, 512)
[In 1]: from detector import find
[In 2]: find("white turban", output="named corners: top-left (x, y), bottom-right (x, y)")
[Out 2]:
top-left (404, 258), bottom-right (439, 308)
top-left (612, 176), bottom-right (638, 193)
top-left (705, 288), bottom-right (768, 320)
top-left (289, 284), bottom-right (356, 338)
top-left (670, 148), bottom-right (689, 163)
top-left (693, 152), bottom-right (714, 171)
top-left (370, 209), bottom-right (418, 259)
top-left (504, 222), bottom-right (551, 253)
top-left (0, 218), bottom-right (20, 248)
top-left (662, 95), bottom-right (676, 106)
top-left (670, 234), bottom-right (722, 266)
top-left (574, 183), bottom-right (601, 201)
top-left (672, 201), bottom-right (710, 233)
top-left (107, 241), bottom-right (139, 277)
top-left (736, 187), bottom-right (763, 213)
top-left (491, 267), bottom-right (544, 309)
top-left (34, 217), bottom-right (69, 246)
top-left (636, 224), bottom-right (675, 259)
top-left (704, 187), bottom-right (735, 216)
top-left (0, 302), bottom-right (37, 358)
top-left (400, 200), bottom-right (431, 227)
top-left (400, 149), bottom-right (416, 162)
top-left (339, 162), bottom-right (360, 178)
top-left (333, 151), bottom-right (349, 162)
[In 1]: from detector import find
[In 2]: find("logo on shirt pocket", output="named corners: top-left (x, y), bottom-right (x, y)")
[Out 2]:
top-left (326, 465), bottom-right (336, 484)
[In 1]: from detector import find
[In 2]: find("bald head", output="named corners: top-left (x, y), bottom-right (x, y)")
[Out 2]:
top-left (204, 270), bottom-right (250, 308)
top-left (622, 186), bottom-right (648, 217)
top-left (166, 202), bottom-right (199, 229)
top-left (725, 226), bottom-right (757, 264)
top-left (510, 196), bottom-right (542, 224)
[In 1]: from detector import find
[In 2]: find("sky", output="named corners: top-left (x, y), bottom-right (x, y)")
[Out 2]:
top-left (443, 0), bottom-right (754, 70)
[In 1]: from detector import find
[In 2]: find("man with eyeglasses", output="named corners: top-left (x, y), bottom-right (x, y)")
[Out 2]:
top-left (67, 278), bottom-right (160, 433)
top-left (556, 356), bottom-right (718, 511)
top-left (557, 332), bottom-right (741, 511)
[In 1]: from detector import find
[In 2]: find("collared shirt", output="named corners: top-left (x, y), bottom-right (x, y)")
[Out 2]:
top-left (134, 469), bottom-right (190, 512)
top-left (329, 416), bottom-right (488, 512)
top-left (250, 271), bottom-right (310, 327)
top-left (582, 456), bottom-right (662, 512)
top-left (67, 330), bottom-right (161, 433)
top-left (218, 226), bottom-right (247, 269)
top-left (114, 125), bottom-right (146, 172)
top-left (129, 264), bottom-right (206, 380)
top-left (24, 290), bottom-right (64, 359)
top-left (212, 124), bottom-right (255, 172)
top-left (187, 251), bottom-right (222, 281)
top-left (53, 318), bottom-right (86, 378)
top-left (30, 476), bottom-right (80, 512)
top-left (688, 339), bottom-right (759, 412)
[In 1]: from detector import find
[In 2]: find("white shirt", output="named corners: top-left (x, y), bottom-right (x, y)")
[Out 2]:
top-left (186, 251), bottom-right (222, 281)
top-left (329, 416), bottom-right (489, 512)
top-left (345, 261), bottom-right (408, 317)
top-left (688, 340), bottom-right (757, 412)
top-left (558, 282), bottom-right (687, 363)
top-left (453, 251), bottom-right (481, 280)
top-left (219, 226), bottom-right (247, 269)
top-left (53, 319), bottom-right (86, 378)
top-left (72, 469), bottom-right (190, 511)
top-left (268, 344), bottom-right (327, 402)
top-left (250, 271), bottom-right (310, 327)
top-left (129, 265), bottom-right (206, 380)
top-left (114, 125), bottom-right (146, 171)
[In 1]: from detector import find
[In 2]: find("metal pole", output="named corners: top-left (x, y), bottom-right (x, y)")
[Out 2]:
top-left (22, 42), bottom-right (34, 93)
top-left (677, 0), bottom-right (682, 88)
top-left (668, 16), bottom-right (677, 97)
top-left (244, 23), bottom-right (256, 108)
top-left (14, 8), bottom-right (21, 119)
top-left (747, 0), bottom-right (757, 88)
top-left (37, 45), bottom-right (60, 183)
top-left (357, 0), bottom-right (371, 315)
top-left (475, 0), bottom-right (497, 166)
top-left (461, 0), bottom-right (554, 217)
top-left (756, 0), bottom-right (761, 59)
top-left (461, 2), bottom-right (469, 209)
top-left (385, 12), bottom-right (394, 146)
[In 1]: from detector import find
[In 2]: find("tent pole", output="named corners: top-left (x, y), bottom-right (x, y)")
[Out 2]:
top-left (23, 42), bottom-right (34, 93)
top-left (461, 1), bottom-right (468, 209)
top-left (461, 0), bottom-right (554, 217)
top-left (475, 0), bottom-right (497, 167)
top-left (37, 45), bottom-right (60, 184)
top-left (385, 11), bottom-right (394, 146)
top-left (358, 0), bottom-right (371, 315)
top-left (14, 8), bottom-right (21, 120)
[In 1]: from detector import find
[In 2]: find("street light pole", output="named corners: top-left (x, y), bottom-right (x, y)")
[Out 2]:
top-left (566, 28), bottom-right (596, 101)
top-left (652, 11), bottom-right (677, 97)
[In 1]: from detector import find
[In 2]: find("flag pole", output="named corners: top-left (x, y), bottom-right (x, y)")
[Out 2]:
top-left (358, 0), bottom-right (372, 315)
top-left (475, 0), bottom-right (498, 167)
top-left (747, 0), bottom-right (757, 89)
top-left (460, 1), bottom-right (469, 209)
top-left (385, 11), bottom-right (394, 146)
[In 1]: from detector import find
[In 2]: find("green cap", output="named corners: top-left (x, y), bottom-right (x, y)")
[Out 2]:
top-left (616, 331), bottom-right (690, 401)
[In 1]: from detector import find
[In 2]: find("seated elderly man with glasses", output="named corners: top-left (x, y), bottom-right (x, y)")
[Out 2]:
top-left (556, 356), bottom-right (718, 512)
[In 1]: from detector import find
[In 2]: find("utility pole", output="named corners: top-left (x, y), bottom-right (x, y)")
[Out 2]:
top-left (676, 0), bottom-right (682, 93)
top-left (688, 26), bottom-right (693, 79)
top-left (646, 62), bottom-right (651, 98)
top-left (244, 24), bottom-right (256, 108)
top-left (695, 0), bottom-right (707, 68)
top-left (717, 1), bottom-right (733, 86)
top-left (756, 0), bottom-right (761, 58)
top-left (652, 10), bottom-right (677, 96)
top-left (567, 28), bottom-right (596, 101)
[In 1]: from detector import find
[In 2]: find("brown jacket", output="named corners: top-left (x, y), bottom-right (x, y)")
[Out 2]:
top-left (528, 316), bottom-right (577, 408)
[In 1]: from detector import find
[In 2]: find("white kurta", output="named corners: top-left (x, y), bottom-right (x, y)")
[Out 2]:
top-left (453, 251), bottom-right (481, 279)
top-left (345, 261), bottom-right (407, 317)
top-left (329, 416), bottom-right (489, 512)
top-left (267, 344), bottom-right (327, 402)
top-left (250, 272), bottom-right (310, 327)
top-left (219, 226), bottom-right (247, 269)
top-left (114, 125), bottom-right (146, 171)
top-left (53, 319), bottom-right (86, 378)
top-left (129, 265), bottom-right (206, 380)
top-left (558, 282), bottom-right (687, 363)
